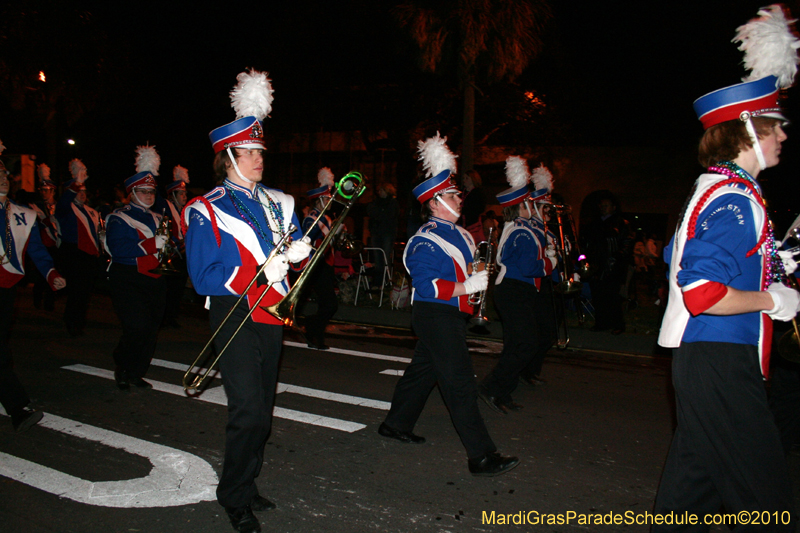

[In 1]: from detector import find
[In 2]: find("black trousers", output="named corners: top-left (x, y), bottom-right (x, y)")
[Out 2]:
top-left (383, 301), bottom-right (496, 460)
top-left (483, 278), bottom-right (555, 402)
top-left (0, 286), bottom-right (30, 419)
top-left (210, 295), bottom-right (282, 509)
top-left (302, 261), bottom-right (338, 343)
top-left (60, 243), bottom-right (98, 334)
top-left (590, 276), bottom-right (625, 330)
top-left (108, 263), bottom-right (166, 379)
top-left (163, 265), bottom-right (188, 324)
top-left (653, 342), bottom-right (795, 532)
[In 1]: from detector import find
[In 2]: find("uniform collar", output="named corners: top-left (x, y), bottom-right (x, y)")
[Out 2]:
top-left (224, 178), bottom-right (257, 199)
top-left (429, 216), bottom-right (457, 229)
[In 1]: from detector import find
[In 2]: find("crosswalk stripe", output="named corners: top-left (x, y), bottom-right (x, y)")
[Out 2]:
top-left (282, 340), bottom-right (412, 363)
top-left (62, 364), bottom-right (366, 433)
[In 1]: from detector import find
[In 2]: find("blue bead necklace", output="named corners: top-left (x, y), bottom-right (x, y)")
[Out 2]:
top-left (225, 183), bottom-right (285, 250)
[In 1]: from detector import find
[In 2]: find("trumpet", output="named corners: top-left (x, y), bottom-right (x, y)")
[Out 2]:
top-left (150, 209), bottom-right (181, 276)
top-left (469, 226), bottom-right (496, 326)
top-left (264, 172), bottom-right (366, 326)
top-left (777, 227), bottom-right (800, 363)
top-left (182, 226), bottom-right (298, 392)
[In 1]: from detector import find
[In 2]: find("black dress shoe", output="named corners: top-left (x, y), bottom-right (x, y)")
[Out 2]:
top-left (519, 375), bottom-right (546, 387)
top-left (225, 506), bottom-right (261, 533)
top-left (307, 341), bottom-right (330, 350)
top-left (468, 452), bottom-right (520, 477)
top-left (378, 422), bottom-right (426, 444)
top-left (478, 388), bottom-right (508, 415)
top-left (130, 377), bottom-right (153, 389)
top-left (114, 368), bottom-right (130, 390)
top-left (250, 494), bottom-right (276, 512)
top-left (12, 407), bottom-right (43, 432)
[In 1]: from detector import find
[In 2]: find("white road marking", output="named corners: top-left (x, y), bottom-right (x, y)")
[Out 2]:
top-left (379, 369), bottom-right (405, 376)
top-left (282, 340), bottom-right (412, 363)
top-left (0, 410), bottom-right (217, 508)
top-left (63, 364), bottom-right (367, 433)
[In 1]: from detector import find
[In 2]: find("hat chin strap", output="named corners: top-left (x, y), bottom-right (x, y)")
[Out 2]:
top-left (226, 147), bottom-right (257, 185)
top-left (744, 118), bottom-right (767, 171)
top-left (133, 191), bottom-right (154, 209)
top-left (434, 193), bottom-right (460, 219)
top-left (532, 200), bottom-right (543, 221)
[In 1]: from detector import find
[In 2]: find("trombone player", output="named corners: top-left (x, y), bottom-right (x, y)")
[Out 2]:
top-left (183, 70), bottom-right (311, 533)
top-left (478, 157), bottom-right (557, 415)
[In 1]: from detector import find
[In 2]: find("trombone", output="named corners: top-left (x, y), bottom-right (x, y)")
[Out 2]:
top-left (263, 172), bottom-right (366, 326)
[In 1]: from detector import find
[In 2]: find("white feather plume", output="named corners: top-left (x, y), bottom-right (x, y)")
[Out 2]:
top-left (0, 139), bottom-right (6, 156)
top-left (735, 4), bottom-right (800, 87)
top-left (37, 163), bottom-right (50, 180)
top-left (504, 156), bottom-right (530, 188)
top-left (417, 132), bottom-right (457, 178)
top-left (69, 159), bottom-right (87, 182)
top-left (173, 165), bottom-right (190, 184)
top-left (230, 69), bottom-right (274, 120)
top-left (135, 144), bottom-right (160, 176)
top-left (531, 163), bottom-right (553, 193)
top-left (317, 167), bottom-right (334, 188)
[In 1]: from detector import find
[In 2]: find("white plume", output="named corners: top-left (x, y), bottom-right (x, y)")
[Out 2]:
top-left (230, 69), bottom-right (274, 120)
top-left (135, 144), bottom-right (161, 176)
top-left (531, 163), bottom-right (553, 193)
top-left (735, 4), bottom-right (800, 87)
top-left (69, 159), bottom-right (87, 182)
top-left (0, 139), bottom-right (6, 156)
top-left (173, 165), bottom-right (190, 183)
top-left (504, 156), bottom-right (530, 188)
top-left (37, 163), bottom-right (51, 180)
top-left (317, 167), bottom-right (334, 188)
top-left (417, 132), bottom-right (457, 178)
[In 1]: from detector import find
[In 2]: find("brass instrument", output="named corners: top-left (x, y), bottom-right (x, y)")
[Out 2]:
top-left (778, 228), bottom-right (800, 363)
top-left (264, 172), bottom-right (366, 327)
top-left (182, 226), bottom-right (297, 392)
top-left (469, 226), bottom-right (496, 326)
top-left (150, 209), bottom-right (182, 276)
top-left (334, 231), bottom-right (364, 259)
top-left (542, 203), bottom-right (586, 349)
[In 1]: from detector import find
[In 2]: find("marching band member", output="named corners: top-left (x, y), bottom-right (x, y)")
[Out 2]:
top-left (161, 165), bottom-right (190, 328)
top-left (379, 133), bottom-right (519, 477)
top-left (0, 141), bottom-right (66, 432)
top-left (31, 163), bottom-right (58, 310)
top-left (478, 157), bottom-right (556, 414)
top-left (299, 167), bottom-right (339, 350)
top-left (105, 145), bottom-right (167, 391)
top-left (183, 69), bottom-right (310, 533)
top-left (654, 7), bottom-right (800, 527)
top-left (55, 158), bottom-right (101, 337)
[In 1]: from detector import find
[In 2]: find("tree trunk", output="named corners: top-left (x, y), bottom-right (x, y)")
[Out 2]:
top-left (461, 80), bottom-right (475, 174)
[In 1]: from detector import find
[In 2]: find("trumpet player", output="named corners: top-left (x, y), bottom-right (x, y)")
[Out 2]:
top-left (479, 157), bottom-right (557, 415)
top-left (379, 133), bottom-right (519, 477)
top-left (55, 159), bottom-right (102, 337)
top-left (183, 70), bottom-right (311, 533)
top-left (105, 145), bottom-right (167, 391)
top-left (159, 165), bottom-right (191, 328)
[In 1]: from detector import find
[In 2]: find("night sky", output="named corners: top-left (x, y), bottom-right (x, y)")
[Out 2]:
top-left (3, 0), bottom-right (799, 209)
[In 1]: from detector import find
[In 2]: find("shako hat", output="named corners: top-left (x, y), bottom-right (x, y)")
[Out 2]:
top-left (209, 69), bottom-right (274, 153)
top-left (529, 164), bottom-right (554, 203)
top-left (496, 156), bottom-right (530, 207)
top-left (412, 132), bottom-right (459, 203)
top-left (66, 159), bottom-right (88, 191)
top-left (167, 165), bottom-right (190, 194)
top-left (125, 144), bottom-right (160, 194)
top-left (37, 163), bottom-right (56, 189)
top-left (308, 167), bottom-right (334, 199)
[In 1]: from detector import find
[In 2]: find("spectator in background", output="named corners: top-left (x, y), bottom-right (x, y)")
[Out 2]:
top-left (367, 182), bottom-right (398, 286)
top-left (460, 169), bottom-right (486, 244)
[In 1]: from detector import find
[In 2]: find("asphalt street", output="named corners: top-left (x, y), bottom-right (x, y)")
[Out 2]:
top-left (1, 286), bottom-right (799, 533)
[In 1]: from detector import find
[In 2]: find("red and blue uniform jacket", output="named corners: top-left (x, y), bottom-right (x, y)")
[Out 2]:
top-left (495, 217), bottom-right (555, 290)
top-left (105, 202), bottom-right (163, 278)
top-left (55, 188), bottom-right (101, 256)
top-left (0, 200), bottom-right (60, 289)
top-left (403, 216), bottom-right (476, 313)
top-left (183, 180), bottom-right (302, 326)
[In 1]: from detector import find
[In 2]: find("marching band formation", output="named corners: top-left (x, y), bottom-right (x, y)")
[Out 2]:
top-left (5, 5), bottom-right (800, 532)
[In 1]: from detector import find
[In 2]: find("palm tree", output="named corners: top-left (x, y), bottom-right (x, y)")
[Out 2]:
top-left (393, 0), bottom-right (552, 172)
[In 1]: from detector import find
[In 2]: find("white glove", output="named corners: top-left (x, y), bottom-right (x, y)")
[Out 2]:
top-left (154, 235), bottom-right (168, 250)
top-left (261, 254), bottom-right (290, 284)
top-left (545, 245), bottom-right (557, 258)
top-left (573, 272), bottom-right (581, 282)
top-left (547, 256), bottom-right (558, 270)
top-left (286, 237), bottom-right (313, 263)
top-left (778, 250), bottom-right (798, 276)
top-left (463, 270), bottom-right (489, 295)
top-left (766, 282), bottom-right (800, 321)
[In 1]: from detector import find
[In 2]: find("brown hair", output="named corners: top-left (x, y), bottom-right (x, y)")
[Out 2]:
top-left (502, 203), bottom-right (521, 222)
top-left (698, 117), bottom-right (781, 168)
top-left (420, 199), bottom-right (433, 222)
top-left (213, 150), bottom-right (235, 180)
